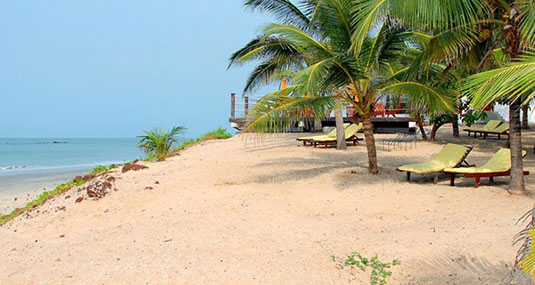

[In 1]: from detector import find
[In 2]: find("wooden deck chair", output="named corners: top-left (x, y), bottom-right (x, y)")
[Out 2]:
top-left (312, 123), bottom-right (363, 148)
top-left (397, 143), bottom-right (473, 184)
top-left (479, 123), bottom-right (510, 140)
top-left (444, 148), bottom-right (529, 188)
top-left (297, 123), bottom-right (350, 146)
top-left (464, 120), bottom-right (502, 137)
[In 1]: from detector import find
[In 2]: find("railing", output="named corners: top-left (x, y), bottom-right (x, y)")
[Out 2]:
top-left (230, 93), bottom-right (262, 119)
top-left (230, 93), bottom-right (412, 120)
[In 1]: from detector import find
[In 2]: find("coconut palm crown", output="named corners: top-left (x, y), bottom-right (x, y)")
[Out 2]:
top-left (230, 0), bottom-right (455, 174)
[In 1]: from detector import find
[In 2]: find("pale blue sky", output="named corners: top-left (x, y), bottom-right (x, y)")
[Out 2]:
top-left (0, 1), bottom-right (272, 138)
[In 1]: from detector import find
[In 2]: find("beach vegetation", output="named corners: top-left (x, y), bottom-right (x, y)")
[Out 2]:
top-left (344, 252), bottom-right (400, 285)
top-left (138, 126), bottom-right (186, 162)
top-left (171, 127), bottom-right (233, 154)
top-left (515, 207), bottom-right (535, 279)
top-left (89, 164), bottom-right (115, 175)
top-left (0, 178), bottom-right (86, 225)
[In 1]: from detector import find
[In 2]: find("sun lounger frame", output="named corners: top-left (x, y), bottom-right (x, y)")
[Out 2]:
top-left (311, 136), bottom-right (363, 148)
top-left (446, 170), bottom-right (530, 188)
top-left (465, 129), bottom-right (509, 140)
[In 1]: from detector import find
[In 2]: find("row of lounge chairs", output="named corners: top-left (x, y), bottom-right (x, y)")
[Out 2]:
top-left (397, 143), bottom-right (529, 187)
top-left (464, 120), bottom-right (510, 139)
top-left (297, 123), bottom-right (363, 148)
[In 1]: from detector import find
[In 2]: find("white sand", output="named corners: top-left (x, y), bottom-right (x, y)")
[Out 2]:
top-left (1, 127), bottom-right (534, 284)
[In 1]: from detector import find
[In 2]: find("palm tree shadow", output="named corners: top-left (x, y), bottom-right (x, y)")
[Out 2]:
top-left (407, 254), bottom-right (534, 285)
top-left (248, 152), bottom-right (359, 184)
top-left (248, 151), bottom-right (402, 188)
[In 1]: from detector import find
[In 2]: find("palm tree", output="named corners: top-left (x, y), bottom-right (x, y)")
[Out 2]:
top-left (463, 52), bottom-right (535, 193)
top-left (138, 126), bottom-right (186, 161)
top-left (231, 0), bottom-right (454, 174)
top-left (361, 0), bottom-right (535, 192)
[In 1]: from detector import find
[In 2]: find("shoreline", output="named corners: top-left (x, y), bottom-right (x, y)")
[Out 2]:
top-left (0, 169), bottom-right (88, 214)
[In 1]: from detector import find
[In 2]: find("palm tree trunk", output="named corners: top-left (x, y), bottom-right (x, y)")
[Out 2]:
top-left (452, 119), bottom-right (460, 137)
top-left (362, 117), bottom-right (378, 174)
top-left (509, 97), bottom-right (525, 195)
top-left (314, 118), bottom-right (323, 132)
top-left (522, 104), bottom-right (530, 129)
top-left (335, 104), bottom-right (347, 150)
top-left (430, 123), bottom-right (442, 141)
top-left (416, 115), bottom-right (428, 141)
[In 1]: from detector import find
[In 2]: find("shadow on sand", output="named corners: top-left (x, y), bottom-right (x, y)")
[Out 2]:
top-left (407, 254), bottom-right (534, 285)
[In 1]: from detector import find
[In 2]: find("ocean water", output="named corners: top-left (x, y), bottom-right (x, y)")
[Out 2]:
top-left (0, 138), bottom-right (145, 177)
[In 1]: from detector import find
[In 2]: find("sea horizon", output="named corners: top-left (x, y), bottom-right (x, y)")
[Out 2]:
top-left (0, 138), bottom-right (150, 177)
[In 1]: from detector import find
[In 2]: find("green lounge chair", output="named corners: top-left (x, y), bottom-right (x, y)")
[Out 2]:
top-left (397, 143), bottom-right (473, 183)
top-left (479, 123), bottom-right (510, 140)
top-left (297, 123), bottom-right (350, 146)
top-left (312, 123), bottom-right (363, 148)
top-left (444, 148), bottom-right (529, 188)
top-left (464, 120), bottom-right (502, 138)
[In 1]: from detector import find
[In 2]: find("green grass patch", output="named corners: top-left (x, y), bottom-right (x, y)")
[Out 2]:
top-left (170, 127), bottom-right (232, 155)
top-left (88, 164), bottom-right (115, 175)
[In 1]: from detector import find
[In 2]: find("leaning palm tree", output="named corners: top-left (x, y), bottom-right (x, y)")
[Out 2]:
top-left (231, 0), bottom-right (455, 174)
top-left (362, 0), bottom-right (535, 192)
top-left (138, 126), bottom-right (186, 161)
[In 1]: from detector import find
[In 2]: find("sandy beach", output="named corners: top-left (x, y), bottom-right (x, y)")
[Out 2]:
top-left (1, 127), bottom-right (534, 284)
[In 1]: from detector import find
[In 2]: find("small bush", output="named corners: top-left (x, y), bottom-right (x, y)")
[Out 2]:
top-left (89, 165), bottom-right (108, 174)
top-left (138, 126), bottom-right (186, 161)
top-left (170, 127), bottom-right (232, 154)
top-left (200, 127), bottom-right (233, 140)
top-left (344, 252), bottom-right (400, 285)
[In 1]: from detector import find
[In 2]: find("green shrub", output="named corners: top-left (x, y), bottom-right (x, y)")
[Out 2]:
top-left (89, 165), bottom-right (108, 174)
top-left (138, 126), bottom-right (186, 161)
top-left (170, 127), bottom-right (232, 155)
top-left (88, 164), bottom-right (117, 175)
top-left (200, 127), bottom-right (233, 140)
top-left (344, 252), bottom-right (400, 285)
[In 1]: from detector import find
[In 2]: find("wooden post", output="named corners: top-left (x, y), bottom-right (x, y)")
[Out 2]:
top-left (245, 96), bottom-right (249, 116)
top-left (231, 93), bottom-right (236, 118)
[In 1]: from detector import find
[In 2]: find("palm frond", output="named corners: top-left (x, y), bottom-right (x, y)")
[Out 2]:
top-left (261, 23), bottom-right (332, 59)
top-left (464, 52), bottom-right (535, 109)
top-left (380, 82), bottom-right (457, 115)
top-left (517, 0), bottom-right (535, 45)
top-left (138, 126), bottom-right (186, 161)
top-left (244, 0), bottom-right (313, 31)
top-left (245, 92), bottom-right (338, 132)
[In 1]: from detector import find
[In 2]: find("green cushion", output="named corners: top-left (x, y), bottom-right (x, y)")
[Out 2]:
top-left (444, 148), bottom-right (526, 174)
top-left (487, 123), bottom-right (509, 134)
top-left (465, 120), bottom-right (502, 132)
top-left (313, 123), bottom-right (363, 142)
top-left (298, 123), bottom-right (350, 141)
top-left (397, 143), bottom-right (470, 174)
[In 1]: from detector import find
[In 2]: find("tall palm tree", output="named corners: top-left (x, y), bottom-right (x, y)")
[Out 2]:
top-left (463, 52), bottom-right (535, 193)
top-left (230, 0), bottom-right (454, 174)
top-left (360, 0), bottom-right (535, 192)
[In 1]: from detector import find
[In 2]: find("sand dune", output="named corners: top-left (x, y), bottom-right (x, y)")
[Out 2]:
top-left (1, 127), bottom-right (534, 284)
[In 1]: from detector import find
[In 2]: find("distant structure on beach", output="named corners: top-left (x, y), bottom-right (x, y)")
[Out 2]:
top-left (228, 92), bottom-right (417, 133)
